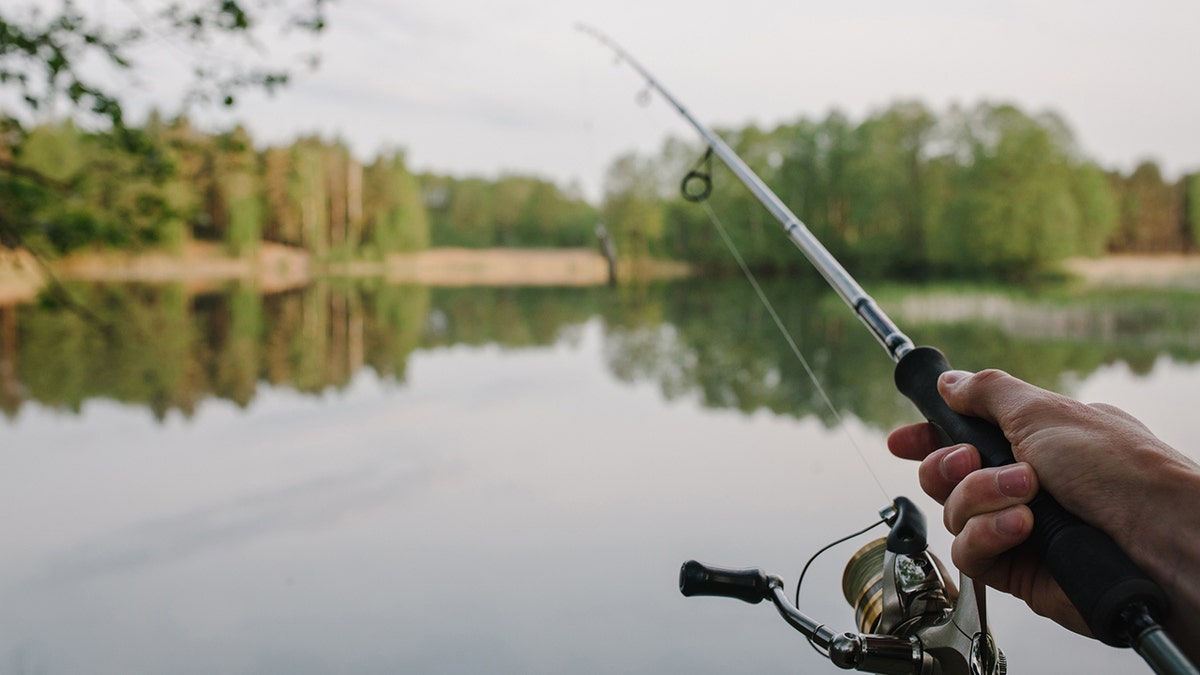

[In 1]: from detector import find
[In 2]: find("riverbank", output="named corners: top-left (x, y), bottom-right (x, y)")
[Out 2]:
top-left (0, 243), bottom-right (692, 305)
top-left (1062, 254), bottom-right (1200, 289)
top-left (0, 248), bottom-right (43, 306)
top-left (4, 246), bottom-right (1200, 306)
top-left (330, 247), bottom-right (688, 286)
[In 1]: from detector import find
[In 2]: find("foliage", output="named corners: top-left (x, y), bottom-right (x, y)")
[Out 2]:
top-left (364, 152), bottom-right (429, 254)
top-left (602, 101), bottom-right (1185, 279)
top-left (601, 152), bottom-right (665, 261)
top-left (0, 0), bottom-right (329, 125)
top-left (1187, 173), bottom-right (1200, 251)
top-left (5, 120), bottom-right (184, 252)
top-left (1109, 161), bottom-right (1185, 252)
top-left (420, 172), bottom-right (597, 249)
top-left (0, 0), bottom-right (327, 256)
top-left (3, 113), bottom-right (598, 259)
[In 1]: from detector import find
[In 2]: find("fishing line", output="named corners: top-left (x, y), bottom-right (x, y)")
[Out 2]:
top-left (794, 515), bottom-right (887, 605)
top-left (699, 200), bottom-right (892, 503)
top-left (792, 514), bottom-right (889, 656)
top-left (590, 32), bottom-right (893, 502)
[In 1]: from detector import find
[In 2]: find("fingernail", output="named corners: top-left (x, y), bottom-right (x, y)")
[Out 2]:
top-left (940, 370), bottom-right (971, 386)
top-left (940, 445), bottom-right (974, 482)
top-left (997, 465), bottom-right (1032, 498)
top-left (995, 508), bottom-right (1027, 536)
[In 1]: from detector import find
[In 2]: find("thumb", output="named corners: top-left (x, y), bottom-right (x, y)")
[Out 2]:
top-left (936, 368), bottom-right (1035, 429)
top-left (936, 368), bottom-right (1080, 447)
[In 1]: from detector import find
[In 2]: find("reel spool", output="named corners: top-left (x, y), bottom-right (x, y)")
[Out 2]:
top-left (843, 537), bottom-right (887, 634)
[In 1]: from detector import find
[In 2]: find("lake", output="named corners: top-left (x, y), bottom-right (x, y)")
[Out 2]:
top-left (1, 277), bottom-right (1197, 674)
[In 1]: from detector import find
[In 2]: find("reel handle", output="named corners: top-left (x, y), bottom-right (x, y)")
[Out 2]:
top-left (893, 346), bottom-right (1166, 646)
top-left (679, 560), bottom-right (773, 604)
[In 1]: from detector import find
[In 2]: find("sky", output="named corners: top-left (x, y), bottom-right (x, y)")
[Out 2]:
top-left (102, 0), bottom-right (1200, 201)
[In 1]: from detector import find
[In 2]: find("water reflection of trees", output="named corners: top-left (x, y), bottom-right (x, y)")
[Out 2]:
top-left (2, 282), bottom-right (435, 420)
top-left (600, 278), bottom-right (916, 428)
top-left (599, 280), bottom-right (1200, 429)
top-left (2, 279), bottom-right (1200, 426)
top-left (0, 283), bottom-right (609, 420)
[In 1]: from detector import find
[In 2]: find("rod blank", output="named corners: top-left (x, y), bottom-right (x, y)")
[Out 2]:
top-left (578, 24), bottom-right (913, 362)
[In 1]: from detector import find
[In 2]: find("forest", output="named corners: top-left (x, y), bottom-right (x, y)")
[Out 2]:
top-left (0, 114), bottom-right (598, 259)
top-left (2, 100), bottom-right (1199, 280)
top-left (602, 101), bottom-right (1200, 278)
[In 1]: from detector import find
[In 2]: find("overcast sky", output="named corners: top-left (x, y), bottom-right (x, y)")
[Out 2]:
top-left (124, 0), bottom-right (1199, 200)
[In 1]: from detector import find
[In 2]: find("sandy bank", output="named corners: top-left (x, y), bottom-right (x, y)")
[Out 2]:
top-left (380, 248), bottom-right (688, 286)
top-left (386, 247), bottom-right (610, 286)
top-left (0, 242), bottom-right (311, 305)
top-left (0, 244), bottom-right (692, 305)
top-left (0, 249), bottom-right (43, 306)
top-left (1062, 255), bottom-right (1200, 288)
top-left (52, 241), bottom-right (311, 293)
top-left (8, 247), bottom-right (1197, 306)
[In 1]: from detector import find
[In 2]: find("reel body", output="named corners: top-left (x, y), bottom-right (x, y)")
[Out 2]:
top-left (681, 497), bottom-right (1005, 675)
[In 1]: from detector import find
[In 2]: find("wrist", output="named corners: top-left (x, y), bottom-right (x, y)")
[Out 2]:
top-left (1137, 455), bottom-right (1200, 630)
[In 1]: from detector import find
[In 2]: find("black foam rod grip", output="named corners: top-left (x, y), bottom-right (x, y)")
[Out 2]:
top-left (893, 346), bottom-right (1166, 647)
top-left (679, 560), bottom-right (771, 604)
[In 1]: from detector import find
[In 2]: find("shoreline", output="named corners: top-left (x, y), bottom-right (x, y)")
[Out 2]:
top-left (1061, 254), bottom-right (1200, 289)
top-left (0, 244), bottom-right (691, 305)
top-left (4, 246), bottom-right (1200, 306)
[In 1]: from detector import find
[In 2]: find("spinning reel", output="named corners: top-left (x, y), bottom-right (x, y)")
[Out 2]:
top-left (680, 497), bottom-right (1004, 675)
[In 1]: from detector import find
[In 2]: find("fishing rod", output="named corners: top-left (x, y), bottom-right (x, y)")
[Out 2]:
top-left (578, 25), bottom-right (1197, 675)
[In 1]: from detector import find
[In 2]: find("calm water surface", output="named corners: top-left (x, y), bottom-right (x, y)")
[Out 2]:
top-left (2, 279), bottom-right (1198, 674)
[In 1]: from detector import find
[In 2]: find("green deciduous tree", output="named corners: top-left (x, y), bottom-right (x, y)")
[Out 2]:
top-left (1186, 172), bottom-right (1200, 251)
top-left (610, 100), bottom-right (1149, 279)
top-left (217, 126), bottom-right (264, 256)
top-left (1110, 161), bottom-right (1182, 252)
top-left (421, 173), bottom-right (595, 249)
top-left (1069, 161), bottom-right (1119, 257)
top-left (1, 0), bottom-right (327, 255)
top-left (602, 152), bottom-right (665, 262)
top-left (825, 101), bottom-right (938, 276)
top-left (364, 151), bottom-right (429, 254)
top-left (932, 104), bottom-right (1085, 275)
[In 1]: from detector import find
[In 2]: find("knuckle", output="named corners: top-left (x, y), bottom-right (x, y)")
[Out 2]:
top-left (949, 530), bottom-right (987, 578)
top-left (918, 464), bottom-right (949, 505)
top-left (969, 368), bottom-right (1012, 389)
top-left (942, 503), bottom-right (958, 534)
top-left (943, 467), bottom-right (1026, 533)
top-left (942, 478), bottom-right (979, 534)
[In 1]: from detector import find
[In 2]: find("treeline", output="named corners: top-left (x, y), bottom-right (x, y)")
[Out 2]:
top-left (601, 101), bottom-right (1200, 277)
top-left (4, 101), bottom-right (1199, 279)
top-left (0, 114), bottom-right (596, 258)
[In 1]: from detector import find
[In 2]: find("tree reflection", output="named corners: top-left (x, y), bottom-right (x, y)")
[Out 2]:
top-left (2, 279), bottom-right (1199, 428)
top-left (599, 280), bottom-right (1200, 429)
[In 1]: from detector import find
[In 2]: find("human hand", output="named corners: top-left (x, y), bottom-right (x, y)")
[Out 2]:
top-left (887, 368), bottom-right (1200, 648)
